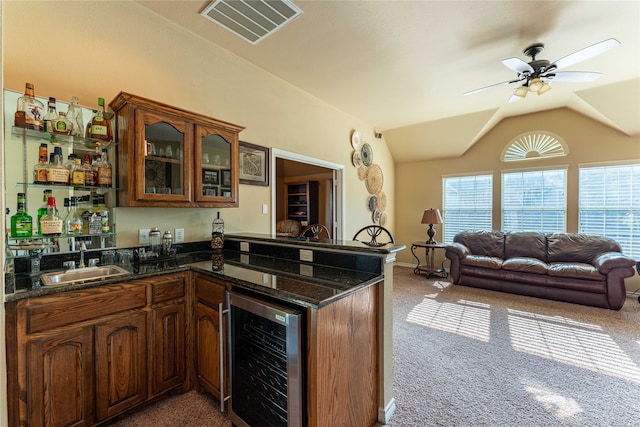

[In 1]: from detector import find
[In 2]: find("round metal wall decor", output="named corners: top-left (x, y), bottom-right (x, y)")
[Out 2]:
top-left (361, 143), bottom-right (373, 166)
top-left (368, 195), bottom-right (378, 212)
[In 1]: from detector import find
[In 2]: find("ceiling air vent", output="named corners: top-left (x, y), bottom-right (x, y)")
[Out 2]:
top-left (200, 0), bottom-right (303, 44)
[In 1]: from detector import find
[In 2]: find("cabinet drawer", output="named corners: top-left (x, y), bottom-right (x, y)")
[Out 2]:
top-left (195, 274), bottom-right (226, 307)
top-left (24, 282), bottom-right (147, 334)
top-left (151, 275), bottom-right (186, 304)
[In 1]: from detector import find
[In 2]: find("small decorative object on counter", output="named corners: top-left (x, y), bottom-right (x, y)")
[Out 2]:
top-left (15, 83), bottom-right (44, 130)
top-left (211, 211), bottom-right (224, 250)
top-left (66, 96), bottom-right (84, 137)
top-left (149, 227), bottom-right (162, 255)
top-left (211, 252), bottom-right (224, 271)
top-left (162, 230), bottom-right (173, 256)
top-left (10, 193), bottom-right (33, 238)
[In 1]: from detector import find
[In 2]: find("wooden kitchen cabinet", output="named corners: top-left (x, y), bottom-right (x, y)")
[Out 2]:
top-left (109, 92), bottom-right (244, 208)
top-left (95, 311), bottom-right (148, 421)
top-left (4, 273), bottom-right (190, 427)
top-left (149, 275), bottom-right (187, 396)
top-left (193, 273), bottom-right (228, 402)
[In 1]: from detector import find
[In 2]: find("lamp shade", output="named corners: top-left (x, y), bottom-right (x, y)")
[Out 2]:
top-left (421, 208), bottom-right (443, 225)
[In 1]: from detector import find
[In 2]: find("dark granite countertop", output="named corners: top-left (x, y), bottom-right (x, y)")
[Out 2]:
top-left (4, 250), bottom-right (382, 308)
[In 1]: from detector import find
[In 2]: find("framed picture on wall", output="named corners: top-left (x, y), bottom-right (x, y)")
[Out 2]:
top-left (239, 141), bottom-right (269, 186)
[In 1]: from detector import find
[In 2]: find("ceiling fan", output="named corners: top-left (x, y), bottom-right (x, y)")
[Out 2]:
top-left (464, 38), bottom-right (620, 103)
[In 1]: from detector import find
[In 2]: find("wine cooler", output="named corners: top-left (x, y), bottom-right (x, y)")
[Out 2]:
top-left (227, 291), bottom-right (304, 427)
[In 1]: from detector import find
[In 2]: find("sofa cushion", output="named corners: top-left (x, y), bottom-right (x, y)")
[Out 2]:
top-left (454, 230), bottom-right (504, 258)
top-left (547, 262), bottom-right (604, 281)
top-left (547, 233), bottom-right (622, 264)
top-left (461, 255), bottom-right (503, 270)
top-left (502, 257), bottom-right (548, 275)
top-left (504, 232), bottom-right (547, 261)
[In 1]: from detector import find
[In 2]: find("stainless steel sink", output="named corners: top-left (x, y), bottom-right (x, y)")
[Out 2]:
top-left (40, 265), bottom-right (130, 286)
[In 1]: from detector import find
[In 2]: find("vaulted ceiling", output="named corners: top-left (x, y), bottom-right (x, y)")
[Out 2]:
top-left (137, 0), bottom-right (640, 163)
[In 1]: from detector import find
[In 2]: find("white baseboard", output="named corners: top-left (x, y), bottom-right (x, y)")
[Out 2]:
top-left (378, 398), bottom-right (396, 424)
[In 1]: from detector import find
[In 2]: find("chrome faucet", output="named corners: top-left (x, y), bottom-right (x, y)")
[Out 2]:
top-left (79, 241), bottom-right (87, 268)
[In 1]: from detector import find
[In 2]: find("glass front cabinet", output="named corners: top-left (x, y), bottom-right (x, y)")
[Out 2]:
top-left (110, 92), bottom-right (243, 208)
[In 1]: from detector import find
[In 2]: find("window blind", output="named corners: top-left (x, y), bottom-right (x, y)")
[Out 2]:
top-left (442, 174), bottom-right (492, 243)
top-left (579, 164), bottom-right (640, 259)
top-left (502, 169), bottom-right (566, 233)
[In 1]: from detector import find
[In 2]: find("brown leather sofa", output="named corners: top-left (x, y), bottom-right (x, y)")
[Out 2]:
top-left (445, 231), bottom-right (637, 310)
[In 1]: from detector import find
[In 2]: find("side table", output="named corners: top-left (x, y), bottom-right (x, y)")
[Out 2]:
top-left (411, 241), bottom-right (449, 279)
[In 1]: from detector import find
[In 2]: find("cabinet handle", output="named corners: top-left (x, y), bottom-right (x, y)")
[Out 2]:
top-left (219, 302), bottom-right (230, 412)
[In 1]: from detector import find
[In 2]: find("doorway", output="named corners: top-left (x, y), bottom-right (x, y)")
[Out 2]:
top-left (271, 149), bottom-right (344, 240)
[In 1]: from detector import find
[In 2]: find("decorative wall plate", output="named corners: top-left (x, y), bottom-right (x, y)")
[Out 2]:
top-left (351, 150), bottom-right (362, 167)
top-left (365, 163), bottom-right (383, 195)
top-left (379, 212), bottom-right (387, 226)
top-left (357, 165), bottom-right (368, 181)
top-left (377, 191), bottom-right (387, 211)
top-left (361, 143), bottom-right (373, 166)
top-left (373, 208), bottom-right (381, 224)
top-left (351, 130), bottom-right (362, 149)
top-left (368, 195), bottom-right (378, 212)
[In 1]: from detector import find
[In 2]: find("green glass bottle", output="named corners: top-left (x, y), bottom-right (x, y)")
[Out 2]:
top-left (10, 193), bottom-right (33, 238)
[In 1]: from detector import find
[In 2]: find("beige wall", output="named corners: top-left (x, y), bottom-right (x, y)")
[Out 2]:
top-left (395, 108), bottom-right (640, 288)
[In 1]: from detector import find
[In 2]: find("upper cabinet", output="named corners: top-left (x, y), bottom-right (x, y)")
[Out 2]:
top-left (110, 92), bottom-right (243, 208)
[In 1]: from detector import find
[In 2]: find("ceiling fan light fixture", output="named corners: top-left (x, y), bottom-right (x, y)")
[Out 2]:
top-left (537, 82), bottom-right (552, 95)
top-left (529, 77), bottom-right (543, 92)
top-left (514, 85), bottom-right (529, 98)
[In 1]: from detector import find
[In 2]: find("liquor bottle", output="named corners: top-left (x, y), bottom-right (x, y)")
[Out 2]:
top-left (65, 197), bottom-right (83, 235)
top-left (83, 154), bottom-right (96, 186)
top-left (40, 196), bottom-right (63, 236)
top-left (66, 96), bottom-right (84, 137)
top-left (93, 195), bottom-right (109, 234)
top-left (52, 111), bottom-right (73, 135)
top-left (33, 143), bottom-right (49, 184)
top-left (97, 149), bottom-right (112, 187)
top-left (70, 158), bottom-right (85, 186)
top-left (88, 195), bottom-right (103, 235)
top-left (43, 97), bottom-right (57, 133)
top-left (47, 147), bottom-right (70, 185)
top-left (36, 189), bottom-right (53, 235)
top-left (14, 83), bottom-right (44, 130)
top-left (87, 98), bottom-right (113, 142)
top-left (10, 193), bottom-right (33, 238)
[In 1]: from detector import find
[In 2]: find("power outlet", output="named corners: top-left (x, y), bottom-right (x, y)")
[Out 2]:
top-left (139, 228), bottom-right (150, 245)
top-left (175, 228), bottom-right (185, 243)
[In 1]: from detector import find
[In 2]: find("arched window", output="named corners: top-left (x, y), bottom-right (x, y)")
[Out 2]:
top-left (501, 131), bottom-right (568, 162)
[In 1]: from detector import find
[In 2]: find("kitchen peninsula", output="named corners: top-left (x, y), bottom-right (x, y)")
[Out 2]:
top-left (5, 234), bottom-right (404, 426)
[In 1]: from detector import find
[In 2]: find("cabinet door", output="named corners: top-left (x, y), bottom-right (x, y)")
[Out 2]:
top-left (95, 311), bottom-right (147, 421)
top-left (27, 327), bottom-right (94, 427)
top-left (135, 109), bottom-right (192, 203)
top-left (194, 302), bottom-right (223, 399)
top-left (194, 124), bottom-right (239, 206)
top-left (151, 302), bottom-right (186, 396)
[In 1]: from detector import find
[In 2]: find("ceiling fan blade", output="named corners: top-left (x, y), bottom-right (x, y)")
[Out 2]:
top-left (502, 57), bottom-right (534, 74)
top-left (464, 79), bottom-right (520, 96)
top-left (551, 38), bottom-right (620, 71)
top-left (546, 71), bottom-right (602, 82)
top-left (508, 94), bottom-right (522, 103)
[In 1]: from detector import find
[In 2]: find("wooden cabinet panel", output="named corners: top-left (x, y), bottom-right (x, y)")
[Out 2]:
top-left (194, 302), bottom-right (222, 398)
top-left (95, 311), bottom-right (148, 421)
top-left (26, 327), bottom-right (95, 427)
top-left (25, 283), bottom-right (146, 334)
top-left (151, 274), bottom-right (186, 303)
top-left (151, 302), bottom-right (186, 395)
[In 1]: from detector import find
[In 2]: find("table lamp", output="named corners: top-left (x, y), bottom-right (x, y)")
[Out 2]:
top-left (421, 208), bottom-right (443, 244)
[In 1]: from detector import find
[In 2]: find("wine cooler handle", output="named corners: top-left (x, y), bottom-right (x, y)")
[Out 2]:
top-left (219, 303), bottom-right (230, 412)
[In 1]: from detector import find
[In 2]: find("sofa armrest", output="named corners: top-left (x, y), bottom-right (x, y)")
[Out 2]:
top-left (445, 242), bottom-right (470, 260)
top-left (593, 252), bottom-right (637, 275)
